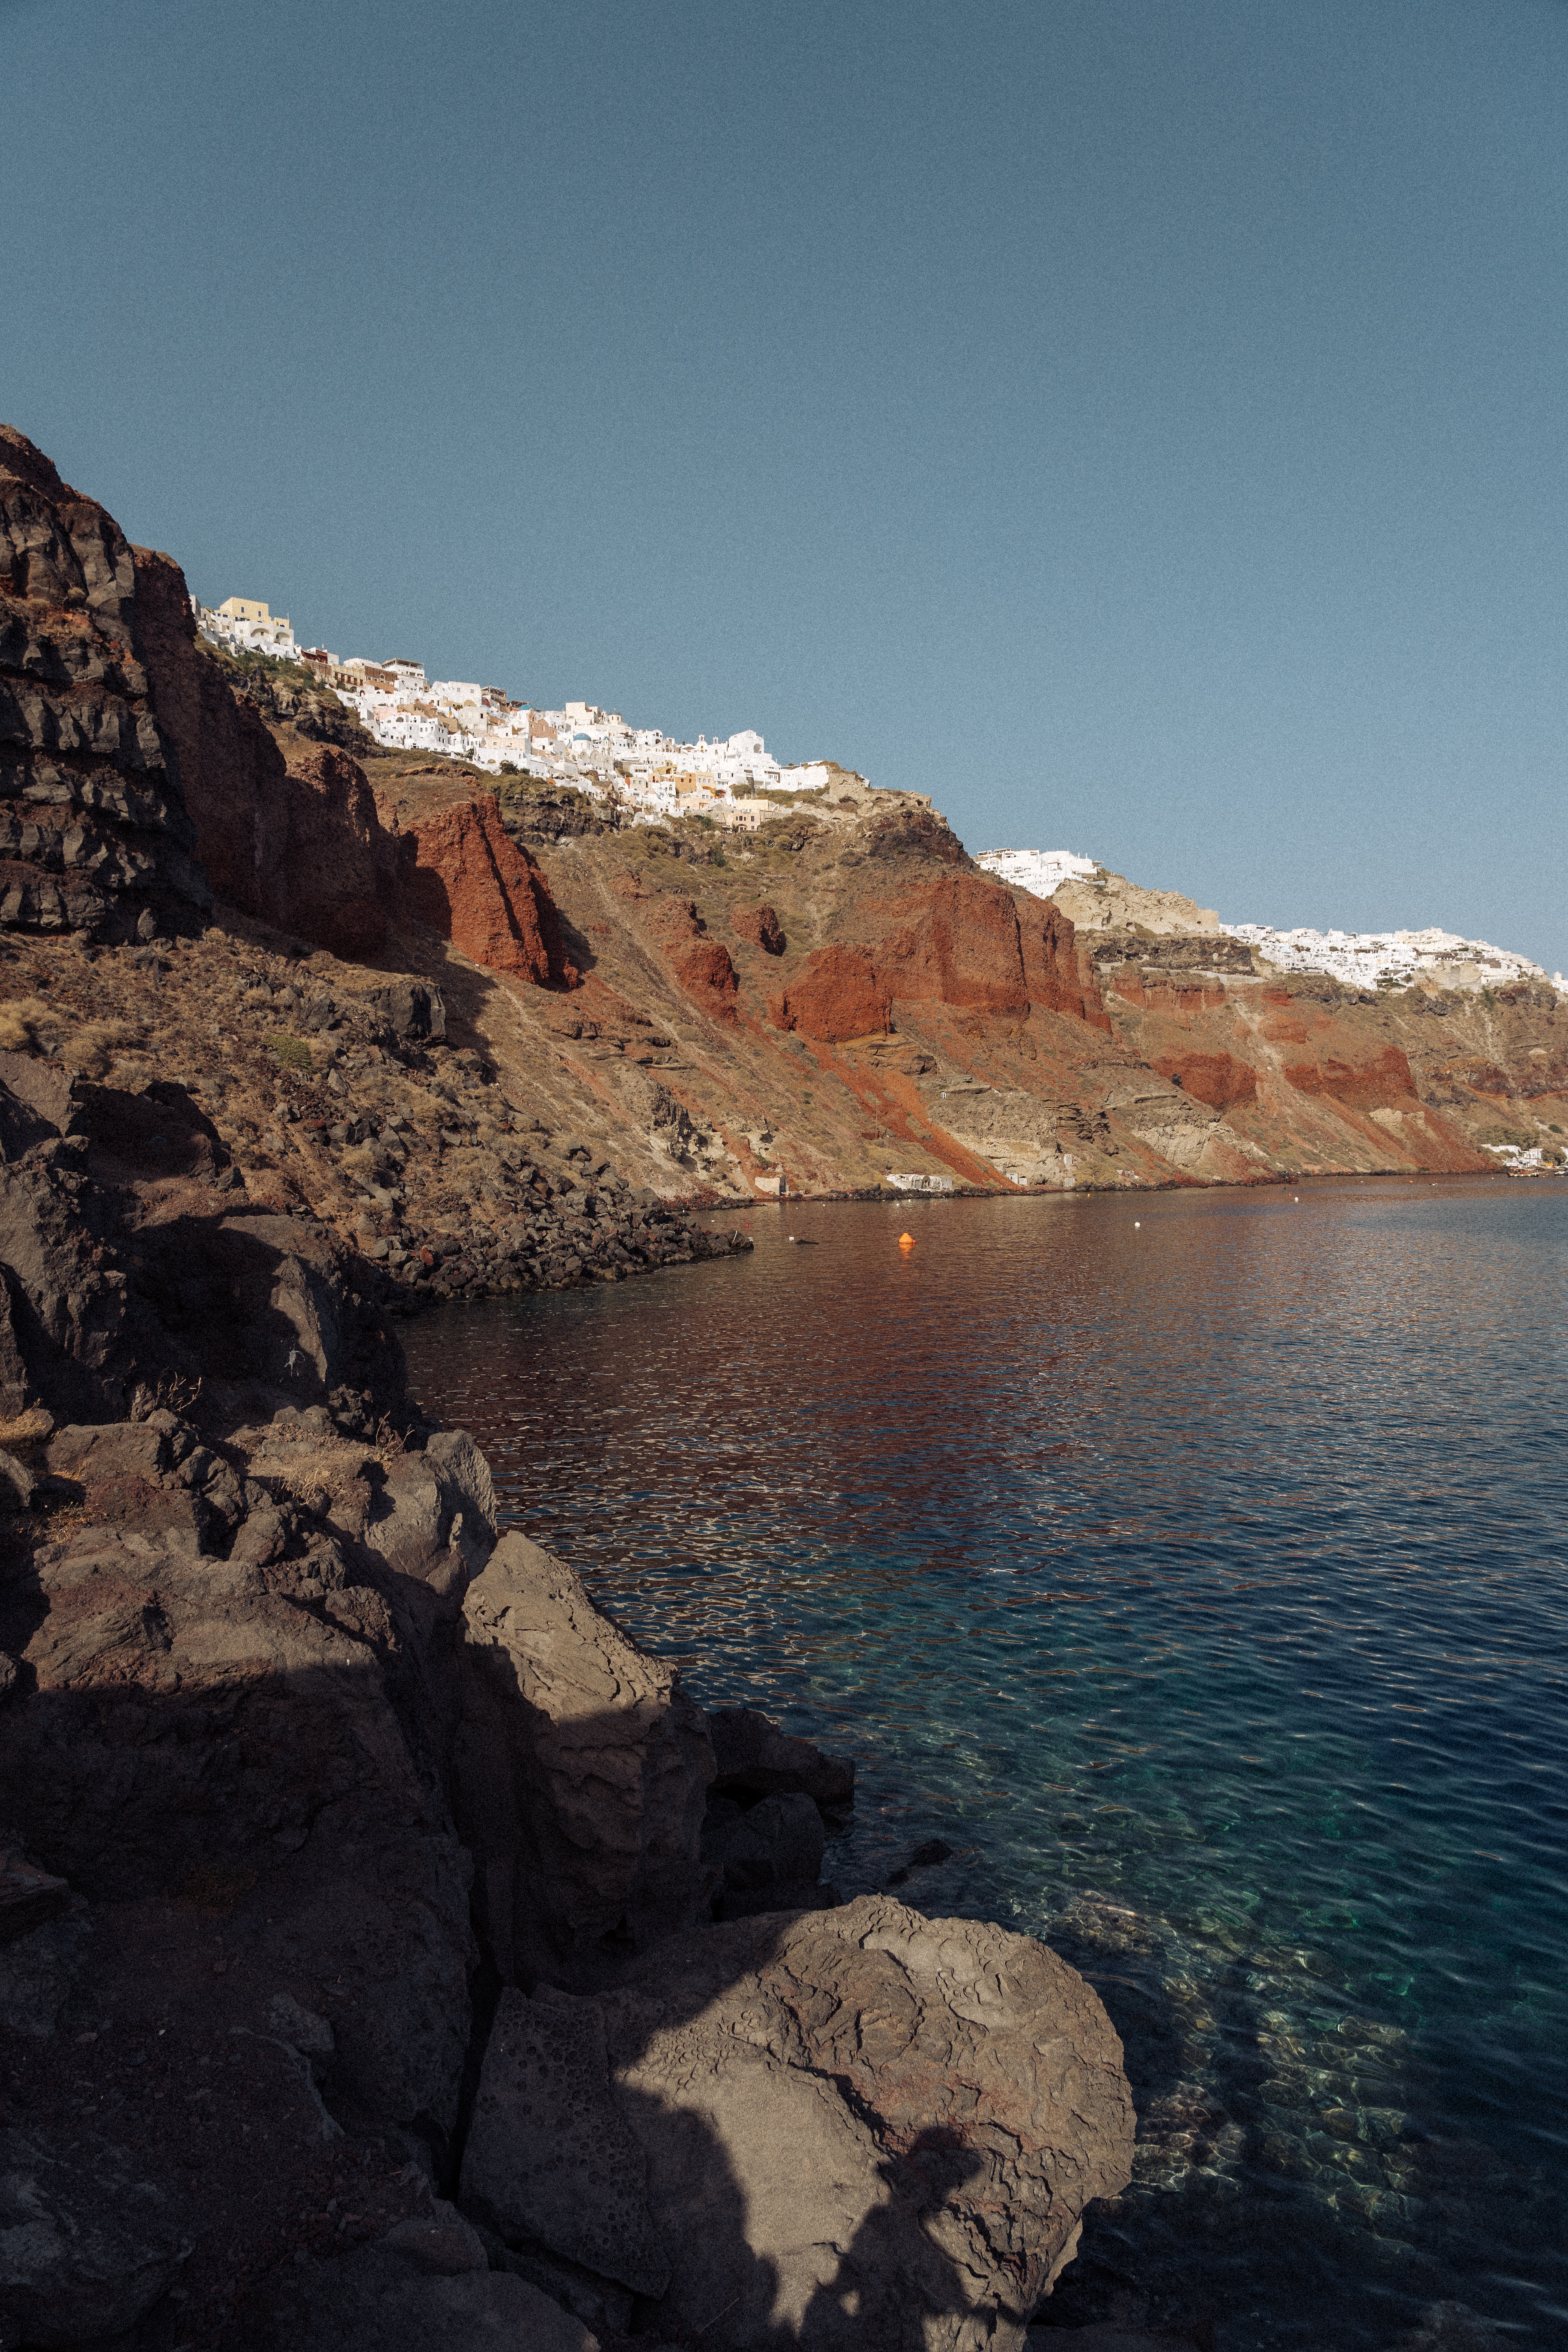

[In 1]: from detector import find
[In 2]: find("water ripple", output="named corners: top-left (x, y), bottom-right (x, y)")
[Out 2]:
top-left (405, 1180), bottom-right (1568, 2350)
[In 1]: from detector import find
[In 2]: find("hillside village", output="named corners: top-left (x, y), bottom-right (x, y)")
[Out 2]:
top-left (204, 597), bottom-right (1566, 1012)
top-left (196, 594), bottom-right (831, 828)
top-left (978, 848), bottom-right (1566, 996)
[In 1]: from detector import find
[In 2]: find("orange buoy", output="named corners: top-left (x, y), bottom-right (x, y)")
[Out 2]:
top-left (898, 1232), bottom-right (915, 1252)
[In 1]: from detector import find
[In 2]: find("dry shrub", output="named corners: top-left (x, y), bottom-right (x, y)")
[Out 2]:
top-left (0, 997), bottom-right (58, 1054)
top-left (341, 1142), bottom-right (392, 1184)
top-left (0, 1405), bottom-right (54, 1451)
top-left (267, 1031), bottom-right (314, 1074)
top-left (61, 1018), bottom-right (141, 1077)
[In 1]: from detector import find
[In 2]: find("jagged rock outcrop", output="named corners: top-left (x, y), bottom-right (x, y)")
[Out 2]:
top-left (708, 1703), bottom-right (856, 1807)
top-left (452, 1532), bottom-right (715, 1988)
top-left (0, 1057), bottom-right (405, 1428)
top-left (380, 792), bottom-right (579, 988)
top-left (733, 902), bottom-right (785, 954)
top-left (0, 429), bottom-right (211, 942)
top-left (132, 549), bottom-right (391, 959)
top-left (770, 876), bottom-right (1108, 1042)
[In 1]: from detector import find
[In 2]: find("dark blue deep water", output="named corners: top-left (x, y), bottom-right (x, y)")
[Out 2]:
top-left (403, 1179), bottom-right (1568, 2351)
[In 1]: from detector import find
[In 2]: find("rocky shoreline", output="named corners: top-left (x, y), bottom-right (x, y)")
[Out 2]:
top-left (0, 1041), bottom-right (1137, 2352)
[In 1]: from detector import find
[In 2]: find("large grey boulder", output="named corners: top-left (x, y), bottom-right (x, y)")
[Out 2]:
top-left (369, 979), bottom-right (447, 1046)
top-left (0, 2128), bottom-right (191, 2346)
top-left (364, 1428), bottom-right (497, 1591)
top-left (453, 1533), bottom-right (714, 1988)
top-left (595, 1895), bottom-right (1136, 2352)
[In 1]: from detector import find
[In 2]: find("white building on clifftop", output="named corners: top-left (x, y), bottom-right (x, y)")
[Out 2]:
top-left (1224, 922), bottom-right (1549, 992)
top-left (976, 848), bottom-right (1099, 898)
top-left (194, 596), bottom-right (299, 661)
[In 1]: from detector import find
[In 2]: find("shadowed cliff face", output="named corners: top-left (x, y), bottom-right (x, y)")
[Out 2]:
top-left (0, 429), bottom-right (211, 942)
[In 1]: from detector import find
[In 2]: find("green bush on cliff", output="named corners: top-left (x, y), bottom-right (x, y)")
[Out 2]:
top-left (266, 1031), bottom-right (314, 1075)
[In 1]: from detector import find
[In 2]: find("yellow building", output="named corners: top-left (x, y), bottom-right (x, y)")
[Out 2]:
top-left (217, 597), bottom-right (286, 627)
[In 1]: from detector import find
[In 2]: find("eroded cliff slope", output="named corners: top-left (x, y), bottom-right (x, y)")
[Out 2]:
top-left (5, 416), bottom-right (1565, 1319)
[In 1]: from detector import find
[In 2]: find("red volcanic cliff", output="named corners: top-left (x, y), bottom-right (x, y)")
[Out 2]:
top-left (770, 943), bottom-right (891, 1041)
top-left (732, 902), bottom-right (786, 955)
top-left (130, 550), bottom-right (582, 986)
top-left (771, 874), bottom-right (1108, 1041)
top-left (132, 547), bottom-right (390, 957)
top-left (1152, 1050), bottom-right (1258, 1111)
top-left (1281, 1043), bottom-right (1420, 1111)
top-left (381, 791), bottom-right (578, 989)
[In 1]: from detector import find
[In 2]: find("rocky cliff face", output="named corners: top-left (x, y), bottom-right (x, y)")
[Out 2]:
top-left (0, 430), bottom-right (211, 942)
top-left (130, 549), bottom-right (397, 961)
top-left (0, 1058), bottom-right (1134, 2352)
top-left (378, 790), bottom-right (579, 989)
top-left (5, 419), bottom-right (1564, 1266)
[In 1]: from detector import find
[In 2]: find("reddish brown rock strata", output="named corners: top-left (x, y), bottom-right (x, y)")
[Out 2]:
top-left (379, 790), bottom-right (577, 988)
top-left (4, 421), bottom-right (1563, 1209)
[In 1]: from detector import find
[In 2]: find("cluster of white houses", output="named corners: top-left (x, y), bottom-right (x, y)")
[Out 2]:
top-left (193, 595), bottom-right (831, 828)
top-left (193, 601), bottom-right (1561, 994)
top-left (1220, 921), bottom-right (1558, 993)
top-left (978, 844), bottom-right (1561, 996)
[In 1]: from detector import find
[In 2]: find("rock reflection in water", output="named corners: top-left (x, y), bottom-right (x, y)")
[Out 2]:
top-left (403, 1182), bottom-right (1568, 2352)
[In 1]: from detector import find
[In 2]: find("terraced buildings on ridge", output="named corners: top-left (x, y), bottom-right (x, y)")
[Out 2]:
top-left (197, 593), bottom-right (1565, 1007)
top-left (193, 594), bottom-right (829, 827)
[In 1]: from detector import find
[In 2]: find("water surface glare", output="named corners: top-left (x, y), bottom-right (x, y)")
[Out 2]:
top-left (403, 1180), bottom-right (1568, 2348)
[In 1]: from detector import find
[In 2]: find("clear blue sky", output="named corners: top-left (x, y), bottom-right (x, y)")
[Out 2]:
top-left (6, 0), bottom-right (1566, 968)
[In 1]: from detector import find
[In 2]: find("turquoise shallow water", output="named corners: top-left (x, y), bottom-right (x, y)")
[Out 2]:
top-left (402, 1179), bottom-right (1568, 2350)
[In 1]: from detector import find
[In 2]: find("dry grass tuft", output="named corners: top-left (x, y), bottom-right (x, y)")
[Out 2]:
top-left (0, 1405), bottom-right (54, 1451)
top-left (0, 997), bottom-right (58, 1054)
top-left (61, 1018), bottom-right (141, 1077)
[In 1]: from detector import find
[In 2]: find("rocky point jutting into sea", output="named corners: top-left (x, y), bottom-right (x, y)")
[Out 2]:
top-left (0, 422), bottom-right (1559, 2352)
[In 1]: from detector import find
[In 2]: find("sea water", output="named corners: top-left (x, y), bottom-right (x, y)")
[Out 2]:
top-left (403, 1180), bottom-right (1568, 2350)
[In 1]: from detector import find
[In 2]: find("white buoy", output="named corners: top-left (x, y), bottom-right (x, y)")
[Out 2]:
top-left (1133, 1220), bottom-right (1141, 1228)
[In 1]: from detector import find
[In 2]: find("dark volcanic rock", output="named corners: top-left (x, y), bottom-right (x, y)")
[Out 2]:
top-left (453, 1531), bottom-right (715, 1988)
top-left (0, 427), bottom-right (211, 942)
top-left (459, 1985), bottom-right (668, 2296)
top-left (0, 2126), bottom-right (193, 2345)
top-left (256, 2216), bottom-right (598, 2352)
top-left (708, 1703), bottom-right (856, 1810)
